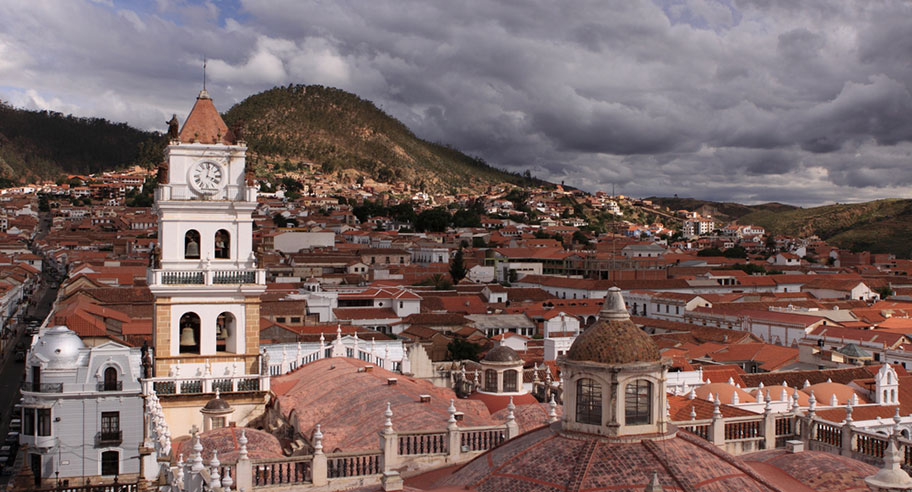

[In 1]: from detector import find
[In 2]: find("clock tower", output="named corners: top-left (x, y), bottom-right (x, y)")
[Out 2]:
top-left (146, 89), bottom-right (267, 432)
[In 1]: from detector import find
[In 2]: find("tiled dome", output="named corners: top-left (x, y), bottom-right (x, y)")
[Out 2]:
top-left (566, 287), bottom-right (660, 365)
top-left (483, 345), bottom-right (523, 363)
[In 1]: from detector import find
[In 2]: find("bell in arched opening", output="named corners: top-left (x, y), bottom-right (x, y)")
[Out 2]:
top-left (180, 325), bottom-right (197, 347)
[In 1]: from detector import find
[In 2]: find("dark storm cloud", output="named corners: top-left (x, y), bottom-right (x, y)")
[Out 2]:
top-left (0, 0), bottom-right (911, 206)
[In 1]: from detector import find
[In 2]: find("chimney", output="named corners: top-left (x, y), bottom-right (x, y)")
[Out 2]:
top-left (387, 378), bottom-right (397, 385)
top-left (419, 394), bottom-right (431, 403)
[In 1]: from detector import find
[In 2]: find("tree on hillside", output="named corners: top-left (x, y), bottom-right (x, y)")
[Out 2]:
top-left (415, 207), bottom-right (450, 233)
top-left (450, 248), bottom-right (467, 284)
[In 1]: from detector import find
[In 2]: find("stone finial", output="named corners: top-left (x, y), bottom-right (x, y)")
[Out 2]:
top-left (383, 402), bottom-right (394, 434)
top-left (731, 391), bottom-right (739, 405)
top-left (865, 437), bottom-right (912, 490)
top-left (690, 406), bottom-right (696, 420)
top-left (728, 377), bottom-right (734, 385)
top-left (687, 388), bottom-right (696, 400)
top-left (448, 399), bottom-right (457, 428)
top-left (803, 379), bottom-right (811, 389)
top-left (238, 429), bottom-right (249, 461)
top-left (644, 470), bottom-right (664, 492)
top-left (846, 401), bottom-right (854, 424)
top-left (808, 390), bottom-right (816, 414)
top-left (190, 432), bottom-right (205, 474)
top-left (598, 287), bottom-right (630, 321)
top-left (894, 408), bottom-right (903, 436)
top-left (336, 324), bottom-right (342, 339)
top-left (507, 396), bottom-right (516, 423)
top-left (532, 363), bottom-right (540, 383)
top-left (209, 450), bottom-right (221, 489)
top-left (827, 377), bottom-right (832, 383)
top-left (548, 394), bottom-right (559, 423)
top-left (313, 424), bottom-right (324, 455)
top-left (319, 332), bottom-right (325, 344)
top-left (781, 388), bottom-right (789, 402)
top-left (851, 393), bottom-right (859, 406)
top-left (712, 394), bottom-right (721, 419)
top-left (764, 397), bottom-right (772, 415)
top-left (758, 382), bottom-right (764, 390)
top-left (830, 394), bottom-right (838, 407)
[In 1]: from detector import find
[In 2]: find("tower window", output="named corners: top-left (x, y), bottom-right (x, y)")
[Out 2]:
top-left (503, 370), bottom-right (518, 392)
top-left (216, 312), bottom-right (236, 353)
top-left (185, 230), bottom-right (201, 259)
top-left (179, 312), bottom-right (201, 354)
top-left (576, 378), bottom-right (602, 425)
top-left (625, 379), bottom-right (652, 426)
top-left (214, 229), bottom-right (230, 259)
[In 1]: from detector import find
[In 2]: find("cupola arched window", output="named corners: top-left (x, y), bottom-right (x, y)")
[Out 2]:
top-left (184, 230), bottom-right (201, 259)
top-left (625, 379), bottom-right (653, 425)
top-left (484, 370), bottom-right (498, 392)
top-left (179, 312), bottom-right (201, 354)
top-left (214, 229), bottom-right (230, 259)
top-left (103, 366), bottom-right (119, 391)
top-left (503, 369), bottom-right (518, 392)
top-left (576, 378), bottom-right (602, 425)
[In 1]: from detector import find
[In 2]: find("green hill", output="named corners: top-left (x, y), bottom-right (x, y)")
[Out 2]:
top-left (646, 197), bottom-right (797, 224)
top-left (738, 199), bottom-right (912, 257)
top-left (0, 101), bottom-right (162, 182)
top-left (222, 84), bottom-right (545, 193)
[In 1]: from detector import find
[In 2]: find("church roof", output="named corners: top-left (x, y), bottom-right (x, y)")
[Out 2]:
top-left (566, 287), bottom-right (660, 365)
top-left (482, 345), bottom-right (522, 363)
top-left (179, 90), bottom-right (235, 145)
top-left (433, 424), bottom-right (784, 491)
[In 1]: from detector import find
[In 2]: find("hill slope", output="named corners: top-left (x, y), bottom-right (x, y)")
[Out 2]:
top-left (0, 101), bottom-right (162, 182)
top-left (222, 85), bottom-right (542, 193)
top-left (646, 197), bottom-right (797, 224)
top-left (738, 199), bottom-right (912, 257)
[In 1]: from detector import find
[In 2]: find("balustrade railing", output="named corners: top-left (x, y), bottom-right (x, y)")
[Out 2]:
top-left (856, 432), bottom-right (888, 459)
top-left (679, 421), bottom-right (711, 441)
top-left (398, 431), bottom-right (448, 455)
top-left (146, 375), bottom-right (262, 396)
top-left (326, 452), bottom-right (382, 478)
top-left (814, 422), bottom-right (842, 448)
top-left (161, 271), bottom-right (204, 285)
top-left (213, 270), bottom-right (256, 284)
top-left (724, 418), bottom-right (762, 441)
top-left (21, 382), bottom-right (63, 393)
top-left (254, 457), bottom-right (312, 486)
top-left (460, 428), bottom-right (505, 452)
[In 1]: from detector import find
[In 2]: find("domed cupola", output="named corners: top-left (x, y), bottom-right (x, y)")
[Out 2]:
top-left (477, 345), bottom-right (525, 395)
top-left (29, 326), bottom-right (86, 369)
top-left (559, 287), bottom-right (669, 437)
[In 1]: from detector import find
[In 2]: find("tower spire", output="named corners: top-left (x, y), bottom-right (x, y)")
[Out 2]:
top-left (199, 57), bottom-right (210, 99)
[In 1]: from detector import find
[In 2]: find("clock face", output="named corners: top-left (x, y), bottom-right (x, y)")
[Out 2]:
top-left (189, 161), bottom-right (224, 194)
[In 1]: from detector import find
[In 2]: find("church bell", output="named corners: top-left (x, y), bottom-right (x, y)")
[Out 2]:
top-left (180, 325), bottom-right (197, 347)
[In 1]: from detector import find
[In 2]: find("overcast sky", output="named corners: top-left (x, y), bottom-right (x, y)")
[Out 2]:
top-left (1, 0), bottom-right (911, 206)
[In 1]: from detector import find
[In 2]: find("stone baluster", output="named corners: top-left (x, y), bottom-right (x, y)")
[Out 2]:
top-left (380, 403), bottom-right (399, 472)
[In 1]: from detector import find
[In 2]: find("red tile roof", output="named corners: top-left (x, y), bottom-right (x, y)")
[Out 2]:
top-left (178, 93), bottom-right (235, 145)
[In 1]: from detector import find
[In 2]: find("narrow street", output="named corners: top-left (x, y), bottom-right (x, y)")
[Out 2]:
top-left (0, 210), bottom-right (59, 487)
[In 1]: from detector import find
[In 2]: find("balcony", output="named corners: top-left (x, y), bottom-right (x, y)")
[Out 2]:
top-left (149, 268), bottom-right (265, 287)
top-left (96, 430), bottom-right (123, 446)
top-left (97, 381), bottom-right (123, 392)
top-left (156, 184), bottom-right (256, 202)
top-left (21, 382), bottom-right (63, 393)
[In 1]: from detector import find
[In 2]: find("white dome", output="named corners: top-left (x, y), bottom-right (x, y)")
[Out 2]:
top-left (31, 326), bottom-right (86, 368)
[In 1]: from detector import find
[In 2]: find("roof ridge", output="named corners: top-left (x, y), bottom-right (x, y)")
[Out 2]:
top-left (566, 438), bottom-right (598, 492)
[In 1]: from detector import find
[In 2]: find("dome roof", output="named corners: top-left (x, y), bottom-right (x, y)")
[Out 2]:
top-left (483, 345), bottom-right (522, 363)
top-left (433, 424), bottom-right (782, 491)
top-left (202, 396), bottom-right (232, 412)
top-left (566, 287), bottom-right (660, 365)
top-left (803, 382), bottom-right (866, 405)
top-left (696, 383), bottom-right (757, 404)
top-left (31, 325), bottom-right (85, 369)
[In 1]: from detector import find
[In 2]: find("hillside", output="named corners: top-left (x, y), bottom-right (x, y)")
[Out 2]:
top-left (738, 199), bottom-right (912, 257)
top-left (646, 197), bottom-right (797, 224)
top-left (222, 85), bottom-right (544, 193)
top-left (0, 101), bottom-right (162, 182)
